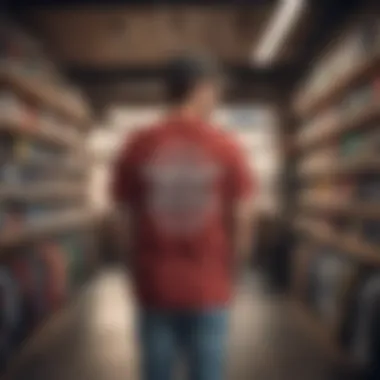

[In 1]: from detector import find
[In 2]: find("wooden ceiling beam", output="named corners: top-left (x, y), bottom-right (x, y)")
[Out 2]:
top-left (81, 75), bottom-right (285, 110)
top-left (85, 86), bottom-right (282, 108)
top-left (296, 0), bottom-right (365, 76)
top-left (8, 0), bottom-right (277, 10)
top-left (66, 63), bottom-right (300, 86)
top-left (68, 62), bottom-right (296, 108)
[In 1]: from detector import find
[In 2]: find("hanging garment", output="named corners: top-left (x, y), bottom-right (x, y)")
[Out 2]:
top-left (37, 240), bottom-right (68, 313)
top-left (308, 249), bottom-right (356, 327)
top-left (362, 296), bottom-right (380, 380)
top-left (10, 253), bottom-right (41, 339)
top-left (28, 250), bottom-right (49, 321)
top-left (315, 254), bottom-right (344, 323)
top-left (0, 267), bottom-right (21, 369)
top-left (351, 274), bottom-right (380, 366)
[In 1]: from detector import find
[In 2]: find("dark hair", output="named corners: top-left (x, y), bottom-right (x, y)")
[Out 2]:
top-left (166, 54), bottom-right (222, 104)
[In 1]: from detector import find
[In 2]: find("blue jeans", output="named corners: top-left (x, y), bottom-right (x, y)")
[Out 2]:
top-left (139, 309), bottom-right (228, 380)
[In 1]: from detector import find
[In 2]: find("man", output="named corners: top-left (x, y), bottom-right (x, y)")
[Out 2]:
top-left (111, 55), bottom-right (255, 380)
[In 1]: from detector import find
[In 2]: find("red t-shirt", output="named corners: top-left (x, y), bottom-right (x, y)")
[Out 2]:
top-left (111, 116), bottom-right (254, 310)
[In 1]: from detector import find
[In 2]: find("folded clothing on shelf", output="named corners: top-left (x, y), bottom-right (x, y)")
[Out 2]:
top-left (344, 272), bottom-right (380, 367)
top-left (340, 84), bottom-right (373, 119)
top-left (306, 247), bottom-right (358, 327)
top-left (0, 265), bottom-right (22, 370)
top-left (0, 201), bottom-right (25, 235)
top-left (340, 127), bottom-right (380, 158)
top-left (360, 221), bottom-right (380, 245)
top-left (355, 174), bottom-right (380, 201)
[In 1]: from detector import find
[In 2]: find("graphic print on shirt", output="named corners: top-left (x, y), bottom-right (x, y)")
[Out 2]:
top-left (143, 138), bottom-right (222, 237)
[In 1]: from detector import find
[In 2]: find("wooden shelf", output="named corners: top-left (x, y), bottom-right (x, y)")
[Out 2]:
top-left (0, 68), bottom-right (90, 127)
top-left (24, 160), bottom-right (88, 176)
top-left (299, 198), bottom-right (380, 219)
top-left (0, 210), bottom-right (98, 248)
top-left (0, 113), bottom-right (81, 149)
top-left (0, 182), bottom-right (85, 202)
top-left (338, 155), bottom-right (380, 173)
top-left (289, 298), bottom-right (358, 369)
top-left (297, 102), bottom-right (380, 152)
top-left (294, 221), bottom-right (380, 267)
top-left (298, 155), bottom-right (380, 178)
top-left (295, 55), bottom-right (380, 118)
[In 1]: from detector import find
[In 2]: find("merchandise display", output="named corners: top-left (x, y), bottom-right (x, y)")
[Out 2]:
top-left (0, 18), bottom-right (95, 373)
top-left (348, 274), bottom-right (380, 366)
top-left (291, 14), bottom-right (380, 376)
top-left (306, 248), bottom-right (357, 327)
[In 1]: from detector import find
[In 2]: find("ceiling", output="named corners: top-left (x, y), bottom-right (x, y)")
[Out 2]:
top-left (7, 0), bottom-right (365, 112)
top-left (31, 7), bottom-right (276, 66)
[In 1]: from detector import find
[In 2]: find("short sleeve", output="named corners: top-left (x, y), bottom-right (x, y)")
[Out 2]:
top-left (226, 138), bottom-right (255, 201)
top-left (110, 133), bottom-right (141, 205)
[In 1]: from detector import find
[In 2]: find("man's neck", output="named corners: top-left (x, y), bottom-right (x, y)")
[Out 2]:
top-left (171, 103), bottom-right (206, 123)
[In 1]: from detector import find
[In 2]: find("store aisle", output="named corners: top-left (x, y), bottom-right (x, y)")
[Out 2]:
top-left (6, 268), bottom-right (337, 380)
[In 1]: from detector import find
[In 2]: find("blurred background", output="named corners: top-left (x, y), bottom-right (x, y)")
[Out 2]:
top-left (0, 0), bottom-right (379, 379)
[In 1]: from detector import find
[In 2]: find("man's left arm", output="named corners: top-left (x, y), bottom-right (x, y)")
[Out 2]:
top-left (110, 134), bottom-right (140, 271)
top-left (228, 140), bottom-right (257, 274)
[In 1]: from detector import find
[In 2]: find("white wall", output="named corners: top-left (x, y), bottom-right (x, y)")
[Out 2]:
top-left (216, 105), bottom-right (280, 214)
top-left (88, 106), bottom-right (163, 212)
top-left (88, 105), bottom-right (280, 215)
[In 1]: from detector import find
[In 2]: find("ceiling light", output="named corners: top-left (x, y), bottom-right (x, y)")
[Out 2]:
top-left (253, 0), bottom-right (305, 65)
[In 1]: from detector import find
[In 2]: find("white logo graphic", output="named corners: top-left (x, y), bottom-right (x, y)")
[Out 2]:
top-left (143, 139), bottom-right (222, 236)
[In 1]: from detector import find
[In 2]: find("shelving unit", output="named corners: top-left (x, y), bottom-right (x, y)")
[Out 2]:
top-left (0, 112), bottom-right (81, 149)
top-left (298, 155), bottom-right (380, 178)
top-left (295, 55), bottom-right (380, 119)
top-left (0, 67), bottom-right (90, 128)
top-left (296, 100), bottom-right (380, 152)
top-left (289, 12), bottom-right (380, 374)
top-left (0, 210), bottom-right (99, 249)
top-left (0, 182), bottom-right (85, 200)
top-left (293, 218), bottom-right (380, 267)
top-left (0, 21), bottom-right (99, 373)
top-left (298, 193), bottom-right (380, 218)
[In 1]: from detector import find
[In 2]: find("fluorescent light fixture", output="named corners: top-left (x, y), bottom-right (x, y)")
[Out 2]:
top-left (253, 0), bottom-right (305, 65)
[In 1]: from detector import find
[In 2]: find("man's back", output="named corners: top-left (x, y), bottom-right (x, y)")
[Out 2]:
top-left (111, 54), bottom-right (254, 380)
top-left (112, 116), bottom-right (253, 310)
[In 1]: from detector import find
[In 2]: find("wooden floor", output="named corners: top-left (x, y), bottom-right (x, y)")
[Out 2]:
top-left (4, 268), bottom-right (353, 380)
